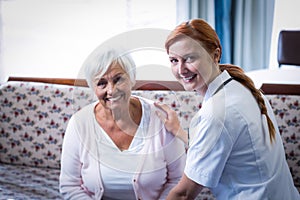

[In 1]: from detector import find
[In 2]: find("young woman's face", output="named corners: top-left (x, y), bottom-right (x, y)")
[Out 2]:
top-left (94, 63), bottom-right (132, 110)
top-left (168, 37), bottom-right (219, 94)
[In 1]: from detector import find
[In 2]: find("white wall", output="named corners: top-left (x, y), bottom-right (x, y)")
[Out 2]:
top-left (0, 0), bottom-right (177, 83)
top-left (1, 0), bottom-right (299, 84)
top-left (269, 0), bottom-right (300, 69)
top-left (246, 0), bottom-right (300, 88)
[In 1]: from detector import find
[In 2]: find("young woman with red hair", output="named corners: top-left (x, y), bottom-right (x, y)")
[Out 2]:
top-left (156, 19), bottom-right (299, 200)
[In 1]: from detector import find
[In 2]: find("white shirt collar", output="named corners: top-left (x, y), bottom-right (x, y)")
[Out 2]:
top-left (203, 70), bottom-right (232, 102)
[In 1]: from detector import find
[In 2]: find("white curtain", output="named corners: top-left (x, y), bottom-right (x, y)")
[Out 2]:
top-left (233, 0), bottom-right (275, 71)
top-left (179, 0), bottom-right (275, 72)
top-left (185, 0), bottom-right (215, 27)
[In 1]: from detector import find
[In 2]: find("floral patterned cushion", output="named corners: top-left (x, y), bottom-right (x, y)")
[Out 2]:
top-left (266, 95), bottom-right (300, 190)
top-left (0, 81), bottom-right (203, 169)
top-left (0, 81), bottom-right (95, 168)
top-left (0, 81), bottom-right (299, 199)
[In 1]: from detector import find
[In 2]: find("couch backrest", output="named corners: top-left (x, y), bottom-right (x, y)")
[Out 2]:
top-left (0, 81), bottom-right (95, 168)
top-left (266, 94), bottom-right (300, 190)
top-left (0, 81), bottom-right (299, 191)
top-left (0, 81), bottom-right (202, 169)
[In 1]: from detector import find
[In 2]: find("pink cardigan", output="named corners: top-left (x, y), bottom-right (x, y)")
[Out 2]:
top-left (59, 97), bottom-right (186, 199)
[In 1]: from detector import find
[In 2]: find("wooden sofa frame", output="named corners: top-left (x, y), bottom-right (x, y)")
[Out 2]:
top-left (8, 76), bottom-right (300, 95)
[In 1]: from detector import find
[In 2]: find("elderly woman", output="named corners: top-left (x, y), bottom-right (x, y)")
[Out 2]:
top-left (59, 47), bottom-right (186, 199)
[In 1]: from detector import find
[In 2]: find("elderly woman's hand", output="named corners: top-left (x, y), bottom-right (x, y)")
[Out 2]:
top-left (154, 102), bottom-right (188, 145)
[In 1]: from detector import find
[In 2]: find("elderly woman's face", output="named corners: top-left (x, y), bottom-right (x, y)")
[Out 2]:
top-left (94, 63), bottom-right (132, 110)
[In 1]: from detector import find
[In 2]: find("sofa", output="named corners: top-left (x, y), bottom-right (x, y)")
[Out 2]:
top-left (0, 79), bottom-right (299, 199)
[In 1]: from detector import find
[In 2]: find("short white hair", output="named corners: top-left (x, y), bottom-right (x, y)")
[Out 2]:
top-left (83, 47), bottom-right (136, 89)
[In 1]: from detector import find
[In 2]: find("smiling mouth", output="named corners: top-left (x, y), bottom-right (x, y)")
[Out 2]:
top-left (180, 74), bottom-right (197, 82)
top-left (105, 95), bottom-right (122, 102)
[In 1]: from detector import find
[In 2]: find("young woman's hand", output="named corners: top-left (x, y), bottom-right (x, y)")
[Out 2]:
top-left (154, 102), bottom-right (188, 145)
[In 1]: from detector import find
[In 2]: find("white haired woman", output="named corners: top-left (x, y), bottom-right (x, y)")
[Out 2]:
top-left (59, 47), bottom-right (186, 200)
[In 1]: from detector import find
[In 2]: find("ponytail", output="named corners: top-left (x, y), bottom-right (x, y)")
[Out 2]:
top-left (219, 64), bottom-right (276, 143)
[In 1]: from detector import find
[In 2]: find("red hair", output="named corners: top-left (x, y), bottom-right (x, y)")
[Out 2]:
top-left (165, 19), bottom-right (222, 62)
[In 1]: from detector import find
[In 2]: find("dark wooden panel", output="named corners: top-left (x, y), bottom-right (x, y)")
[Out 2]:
top-left (8, 76), bottom-right (88, 87)
top-left (8, 76), bottom-right (184, 91)
top-left (8, 77), bottom-right (300, 94)
top-left (133, 80), bottom-right (184, 91)
top-left (260, 83), bottom-right (300, 95)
